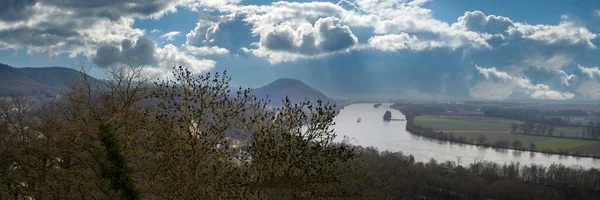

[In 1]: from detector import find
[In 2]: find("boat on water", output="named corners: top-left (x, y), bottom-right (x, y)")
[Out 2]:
top-left (357, 118), bottom-right (362, 123)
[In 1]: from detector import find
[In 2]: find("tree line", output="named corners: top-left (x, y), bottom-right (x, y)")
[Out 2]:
top-left (516, 121), bottom-right (600, 140)
top-left (1, 66), bottom-right (600, 199)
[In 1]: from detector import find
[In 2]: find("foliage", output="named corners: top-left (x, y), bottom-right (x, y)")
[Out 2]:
top-left (1, 66), bottom-right (600, 199)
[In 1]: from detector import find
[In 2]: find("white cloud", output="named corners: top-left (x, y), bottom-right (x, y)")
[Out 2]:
top-left (147, 44), bottom-right (216, 78)
top-left (183, 45), bottom-right (230, 56)
top-left (188, 0), bottom-right (242, 11)
top-left (458, 11), bottom-right (597, 74)
top-left (507, 17), bottom-right (597, 49)
top-left (159, 31), bottom-right (182, 41)
top-left (368, 33), bottom-right (453, 51)
top-left (453, 11), bottom-right (513, 34)
top-left (579, 64), bottom-right (600, 79)
top-left (473, 65), bottom-right (574, 100)
top-left (185, 13), bottom-right (236, 46)
top-left (558, 70), bottom-right (576, 86)
top-left (407, 0), bottom-right (432, 7)
top-left (523, 54), bottom-right (572, 71)
top-left (150, 29), bottom-right (161, 33)
top-left (474, 65), bottom-right (513, 80)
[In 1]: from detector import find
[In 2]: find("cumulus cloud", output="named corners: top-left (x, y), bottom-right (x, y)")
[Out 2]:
top-left (579, 64), bottom-right (600, 79)
top-left (454, 11), bottom-right (513, 34)
top-left (159, 31), bottom-right (182, 41)
top-left (508, 16), bottom-right (597, 49)
top-left (459, 11), bottom-right (599, 84)
top-left (185, 13), bottom-right (254, 52)
top-left (182, 1), bottom-right (599, 99)
top-left (472, 65), bottom-right (574, 100)
top-left (40, 0), bottom-right (192, 21)
top-left (249, 17), bottom-right (358, 63)
top-left (151, 44), bottom-right (216, 77)
top-left (92, 37), bottom-right (159, 67)
top-left (0, 0), bottom-right (196, 62)
top-left (92, 37), bottom-right (216, 77)
top-left (187, 0), bottom-right (491, 63)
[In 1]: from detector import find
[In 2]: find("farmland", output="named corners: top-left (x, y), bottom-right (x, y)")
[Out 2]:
top-left (554, 126), bottom-right (586, 138)
top-left (414, 115), bottom-right (600, 156)
top-left (414, 115), bottom-right (521, 132)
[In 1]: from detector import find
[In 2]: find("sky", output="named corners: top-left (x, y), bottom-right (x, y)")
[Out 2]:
top-left (1, 0), bottom-right (600, 100)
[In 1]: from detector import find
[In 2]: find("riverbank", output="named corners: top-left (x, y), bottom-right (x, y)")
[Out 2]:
top-left (392, 105), bottom-right (600, 160)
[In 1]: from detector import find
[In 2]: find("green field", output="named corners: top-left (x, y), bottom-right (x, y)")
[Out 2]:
top-left (414, 115), bottom-right (600, 155)
top-left (554, 126), bottom-right (586, 138)
top-left (414, 115), bottom-right (521, 131)
top-left (536, 139), bottom-right (597, 151)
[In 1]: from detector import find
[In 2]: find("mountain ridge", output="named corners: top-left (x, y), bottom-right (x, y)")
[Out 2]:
top-left (251, 78), bottom-right (335, 107)
top-left (0, 63), bottom-right (99, 96)
top-left (0, 64), bottom-right (336, 107)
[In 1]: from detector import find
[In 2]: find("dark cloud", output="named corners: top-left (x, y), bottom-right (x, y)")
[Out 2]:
top-left (93, 37), bottom-right (158, 67)
top-left (456, 11), bottom-right (513, 34)
top-left (122, 37), bottom-right (157, 66)
top-left (261, 28), bottom-right (297, 51)
top-left (93, 45), bottom-right (121, 67)
top-left (0, 26), bottom-right (83, 52)
top-left (42, 0), bottom-right (179, 21)
top-left (0, 0), bottom-right (183, 59)
top-left (0, 0), bottom-right (181, 23)
top-left (0, 0), bottom-right (38, 21)
top-left (315, 17), bottom-right (358, 52)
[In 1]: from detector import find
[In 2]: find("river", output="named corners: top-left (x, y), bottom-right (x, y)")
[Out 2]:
top-left (332, 103), bottom-right (600, 169)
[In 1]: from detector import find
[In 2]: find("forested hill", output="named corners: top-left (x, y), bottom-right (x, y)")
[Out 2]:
top-left (0, 63), bottom-right (99, 96)
top-left (251, 78), bottom-right (335, 107)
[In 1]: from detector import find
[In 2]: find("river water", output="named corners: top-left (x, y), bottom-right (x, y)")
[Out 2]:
top-left (332, 103), bottom-right (600, 169)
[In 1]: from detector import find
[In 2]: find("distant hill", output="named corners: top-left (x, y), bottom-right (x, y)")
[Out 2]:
top-left (0, 63), bottom-right (99, 97)
top-left (251, 78), bottom-right (335, 107)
